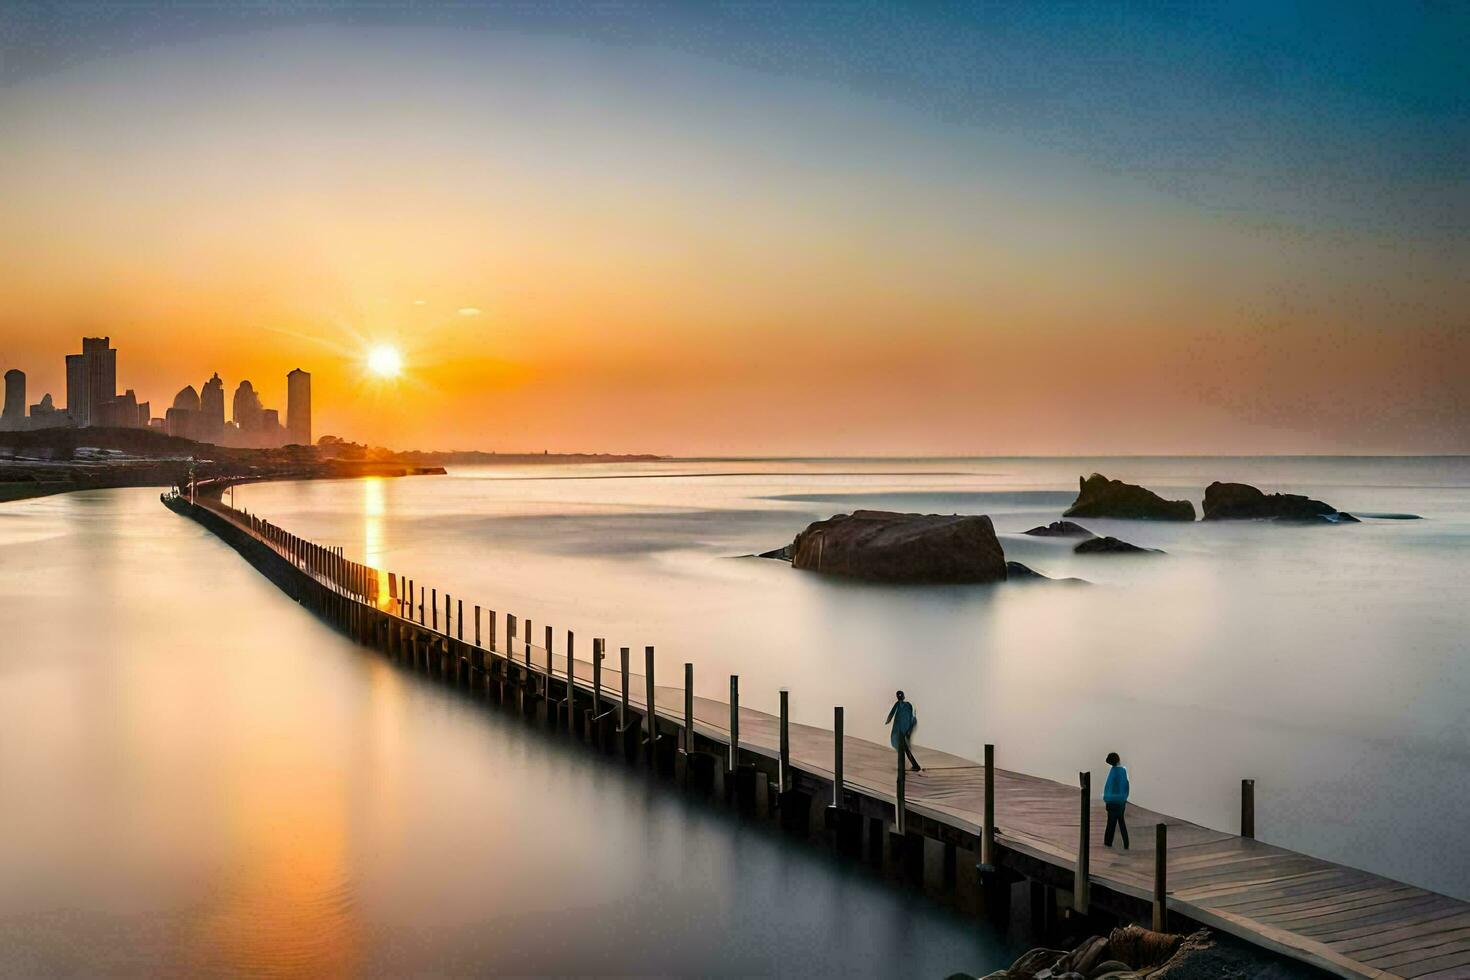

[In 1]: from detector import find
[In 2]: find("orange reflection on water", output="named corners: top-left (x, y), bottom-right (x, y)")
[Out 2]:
top-left (362, 478), bottom-right (395, 609)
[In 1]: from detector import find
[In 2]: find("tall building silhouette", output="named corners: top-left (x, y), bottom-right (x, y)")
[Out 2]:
top-left (200, 373), bottom-right (225, 443)
top-left (233, 380), bottom-right (262, 435)
top-left (64, 337), bottom-right (117, 426)
top-left (2, 369), bottom-right (24, 428)
top-left (287, 368), bottom-right (311, 446)
top-left (167, 385), bottom-right (201, 440)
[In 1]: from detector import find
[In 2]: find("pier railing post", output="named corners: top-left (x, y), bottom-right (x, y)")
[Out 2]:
top-left (1241, 779), bottom-right (1255, 840)
top-left (432, 591), bottom-right (439, 630)
top-left (728, 675), bottom-right (740, 773)
top-left (982, 743), bottom-right (996, 869)
top-left (489, 610), bottom-right (497, 655)
top-left (592, 638), bottom-right (604, 717)
top-left (1076, 771), bottom-right (1091, 913)
top-left (457, 599), bottom-right (463, 641)
top-left (896, 739), bottom-right (907, 835)
top-left (565, 631), bottom-right (576, 732)
top-left (779, 689), bottom-right (790, 794)
top-left (546, 625), bottom-right (555, 696)
top-left (507, 615), bottom-right (518, 674)
top-left (524, 619), bottom-right (533, 682)
top-left (1153, 822), bottom-right (1169, 931)
top-left (683, 663), bottom-right (694, 754)
top-left (474, 605), bottom-right (481, 647)
top-left (831, 707), bottom-right (844, 807)
top-left (643, 646), bottom-right (657, 755)
top-left (618, 647), bottom-right (631, 732)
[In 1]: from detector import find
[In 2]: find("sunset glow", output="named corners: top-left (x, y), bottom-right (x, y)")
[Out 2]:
top-left (0, 6), bottom-right (1464, 455)
top-left (366, 345), bottom-right (402, 380)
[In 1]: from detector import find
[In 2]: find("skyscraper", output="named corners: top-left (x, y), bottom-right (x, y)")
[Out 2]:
top-left (167, 385), bottom-right (201, 440)
top-left (200, 373), bottom-right (225, 443)
top-left (64, 337), bottom-right (117, 426)
top-left (232, 380), bottom-right (262, 434)
top-left (2, 369), bottom-right (24, 428)
top-left (287, 368), bottom-right (311, 446)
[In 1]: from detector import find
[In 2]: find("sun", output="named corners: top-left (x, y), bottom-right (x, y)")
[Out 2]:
top-left (366, 344), bottom-right (403, 379)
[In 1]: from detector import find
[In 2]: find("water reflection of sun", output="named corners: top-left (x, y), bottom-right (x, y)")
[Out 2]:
top-left (363, 478), bottom-right (393, 607)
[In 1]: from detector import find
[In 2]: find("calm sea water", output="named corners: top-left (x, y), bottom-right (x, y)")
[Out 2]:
top-left (0, 485), bottom-right (1010, 976)
top-left (3, 457), bottom-right (1467, 975)
top-left (228, 456), bottom-right (1470, 900)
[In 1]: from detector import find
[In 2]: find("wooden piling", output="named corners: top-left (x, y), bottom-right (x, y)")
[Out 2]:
top-left (1153, 822), bottom-right (1169, 931)
top-left (545, 625), bottom-right (554, 696)
top-left (779, 689), bottom-right (790, 793)
top-left (1076, 771), bottom-right (1091, 913)
top-left (618, 646), bottom-right (631, 732)
top-left (474, 605), bottom-right (481, 646)
top-left (457, 599), bottom-right (463, 641)
top-left (728, 675), bottom-right (739, 773)
top-left (592, 638), bottom-right (604, 716)
top-left (683, 663), bottom-right (694, 754)
top-left (643, 646), bottom-right (657, 754)
top-left (832, 706), bottom-right (844, 806)
top-left (1242, 778), bottom-right (1255, 840)
top-left (565, 631), bottom-right (576, 732)
top-left (895, 740), bottom-right (907, 835)
top-left (432, 589), bottom-right (438, 631)
top-left (982, 743), bottom-right (996, 869)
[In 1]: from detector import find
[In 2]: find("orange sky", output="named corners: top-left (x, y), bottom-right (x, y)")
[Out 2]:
top-left (1, 23), bottom-right (1465, 455)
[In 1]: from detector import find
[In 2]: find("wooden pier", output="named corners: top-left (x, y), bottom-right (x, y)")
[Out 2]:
top-left (162, 489), bottom-right (1470, 980)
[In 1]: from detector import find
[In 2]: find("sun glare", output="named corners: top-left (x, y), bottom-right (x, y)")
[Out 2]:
top-left (367, 344), bottom-right (402, 379)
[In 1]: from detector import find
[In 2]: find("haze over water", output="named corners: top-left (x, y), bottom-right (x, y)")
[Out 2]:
top-left (0, 486), bottom-right (1008, 976)
top-left (228, 456), bottom-right (1470, 902)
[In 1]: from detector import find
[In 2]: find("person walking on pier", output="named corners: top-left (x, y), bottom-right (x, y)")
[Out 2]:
top-left (1103, 751), bottom-right (1130, 849)
top-left (886, 691), bottom-right (921, 772)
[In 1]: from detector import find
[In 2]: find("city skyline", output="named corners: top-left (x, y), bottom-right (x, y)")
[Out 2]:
top-left (0, 335), bottom-right (311, 447)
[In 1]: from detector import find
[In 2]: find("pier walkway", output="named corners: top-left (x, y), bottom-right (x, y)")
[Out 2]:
top-left (166, 489), bottom-right (1470, 980)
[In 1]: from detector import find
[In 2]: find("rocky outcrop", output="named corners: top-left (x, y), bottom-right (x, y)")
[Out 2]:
top-left (1063, 474), bottom-right (1195, 522)
top-left (1023, 520), bottom-right (1095, 538)
top-left (788, 510), bottom-right (1008, 584)
top-left (1202, 482), bottom-right (1347, 522)
top-left (1075, 536), bottom-right (1163, 555)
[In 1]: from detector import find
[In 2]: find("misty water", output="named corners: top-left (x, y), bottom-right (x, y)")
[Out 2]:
top-left (0, 486), bottom-right (1009, 976)
top-left (3, 457), bottom-right (1468, 975)
top-left (227, 456), bottom-right (1470, 900)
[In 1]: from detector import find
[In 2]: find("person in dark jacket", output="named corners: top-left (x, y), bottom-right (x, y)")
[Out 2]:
top-left (886, 691), bottom-right (921, 772)
top-left (1103, 751), bottom-right (1130, 849)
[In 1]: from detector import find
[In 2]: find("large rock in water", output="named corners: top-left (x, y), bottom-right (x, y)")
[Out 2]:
top-left (1063, 473), bottom-right (1195, 521)
top-left (1203, 481), bottom-right (1344, 521)
top-left (790, 510), bottom-right (1008, 584)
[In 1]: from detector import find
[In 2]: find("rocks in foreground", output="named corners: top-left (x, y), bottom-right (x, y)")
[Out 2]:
top-left (960, 925), bottom-right (1304, 980)
top-left (1064, 474), bottom-right (1196, 522)
top-left (790, 510), bottom-right (1008, 584)
top-left (1024, 520), bottom-right (1096, 538)
top-left (1202, 481), bottom-right (1351, 522)
top-left (1075, 536), bottom-right (1163, 555)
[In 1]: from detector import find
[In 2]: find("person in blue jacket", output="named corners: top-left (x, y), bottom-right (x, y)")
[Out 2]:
top-left (886, 690), bottom-right (921, 772)
top-left (1103, 751), bottom-right (1130, 849)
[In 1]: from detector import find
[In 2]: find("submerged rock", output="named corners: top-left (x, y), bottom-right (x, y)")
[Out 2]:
top-left (1022, 520), bottom-right (1095, 538)
top-left (1063, 474), bottom-right (1195, 521)
top-left (789, 510), bottom-right (1008, 584)
top-left (1275, 511), bottom-right (1360, 525)
top-left (757, 543), bottom-right (794, 560)
top-left (1075, 535), bottom-right (1163, 555)
top-left (1006, 561), bottom-right (1088, 585)
top-left (1202, 481), bottom-right (1344, 522)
